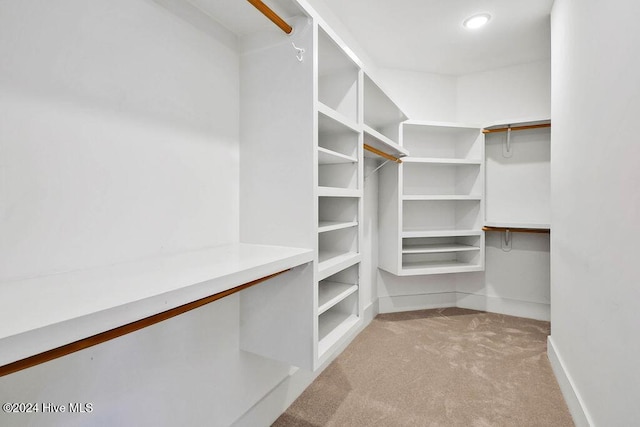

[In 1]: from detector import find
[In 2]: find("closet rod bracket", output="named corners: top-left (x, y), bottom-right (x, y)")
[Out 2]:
top-left (502, 229), bottom-right (512, 252)
top-left (503, 125), bottom-right (513, 158)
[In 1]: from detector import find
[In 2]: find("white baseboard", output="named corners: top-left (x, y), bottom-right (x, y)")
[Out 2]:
top-left (456, 292), bottom-right (550, 321)
top-left (547, 336), bottom-right (592, 427)
top-left (377, 292), bottom-right (457, 313)
top-left (232, 302), bottom-right (377, 427)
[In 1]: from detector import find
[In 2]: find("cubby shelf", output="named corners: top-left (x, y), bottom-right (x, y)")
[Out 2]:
top-left (317, 187), bottom-right (361, 197)
top-left (402, 195), bottom-right (482, 201)
top-left (402, 157), bottom-right (482, 165)
top-left (318, 147), bottom-right (357, 164)
top-left (317, 102), bottom-right (360, 133)
top-left (402, 229), bottom-right (483, 238)
top-left (317, 252), bottom-right (360, 281)
top-left (402, 243), bottom-right (480, 254)
top-left (318, 312), bottom-right (359, 356)
top-left (318, 221), bottom-right (358, 233)
top-left (318, 282), bottom-right (359, 315)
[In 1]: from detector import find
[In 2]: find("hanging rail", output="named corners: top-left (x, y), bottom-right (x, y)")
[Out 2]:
top-left (246, 0), bottom-right (293, 34)
top-left (483, 226), bottom-right (550, 234)
top-left (0, 269), bottom-right (289, 378)
top-left (482, 123), bottom-right (551, 134)
top-left (364, 144), bottom-right (403, 164)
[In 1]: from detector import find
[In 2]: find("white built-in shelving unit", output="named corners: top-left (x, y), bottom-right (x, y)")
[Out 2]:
top-left (242, 18), bottom-right (408, 368)
top-left (315, 25), bottom-right (363, 364)
top-left (379, 121), bottom-right (485, 275)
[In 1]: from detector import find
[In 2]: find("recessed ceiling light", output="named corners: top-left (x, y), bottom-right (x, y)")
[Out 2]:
top-left (463, 13), bottom-right (491, 30)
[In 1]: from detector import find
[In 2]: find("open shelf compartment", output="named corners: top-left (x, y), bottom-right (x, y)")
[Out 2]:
top-left (401, 250), bottom-right (482, 275)
top-left (318, 263), bottom-right (359, 315)
top-left (363, 74), bottom-right (406, 143)
top-left (318, 290), bottom-right (359, 357)
top-left (403, 199), bottom-right (481, 233)
top-left (402, 162), bottom-right (481, 197)
top-left (402, 235), bottom-right (481, 254)
top-left (401, 122), bottom-right (483, 160)
top-left (318, 108), bottom-right (359, 160)
top-left (318, 196), bottom-right (358, 233)
top-left (318, 226), bottom-right (359, 280)
top-left (317, 27), bottom-right (359, 125)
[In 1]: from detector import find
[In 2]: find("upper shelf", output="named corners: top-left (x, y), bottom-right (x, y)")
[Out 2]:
top-left (317, 102), bottom-right (360, 133)
top-left (363, 74), bottom-right (407, 143)
top-left (363, 125), bottom-right (409, 160)
top-left (0, 244), bottom-right (313, 367)
top-left (401, 121), bottom-right (483, 160)
top-left (402, 157), bottom-right (481, 165)
top-left (483, 118), bottom-right (551, 134)
top-left (317, 27), bottom-right (360, 124)
top-left (484, 221), bottom-right (550, 229)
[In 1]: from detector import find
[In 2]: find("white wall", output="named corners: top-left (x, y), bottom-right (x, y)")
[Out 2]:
top-left (0, 1), bottom-right (266, 425)
top-left (549, 0), bottom-right (640, 424)
top-left (376, 69), bottom-right (457, 122)
top-left (457, 59), bottom-right (551, 124)
top-left (0, 0), bottom-right (239, 281)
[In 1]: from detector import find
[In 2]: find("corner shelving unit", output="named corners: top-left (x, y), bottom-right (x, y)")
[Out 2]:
top-left (379, 121), bottom-right (485, 276)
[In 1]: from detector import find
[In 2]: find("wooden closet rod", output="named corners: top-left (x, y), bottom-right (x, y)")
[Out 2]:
top-left (246, 0), bottom-right (293, 34)
top-left (0, 269), bottom-right (289, 378)
top-left (482, 123), bottom-right (551, 134)
top-left (483, 226), bottom-right (550, 234)
top-left (364, 144), bottom-right (403, 163)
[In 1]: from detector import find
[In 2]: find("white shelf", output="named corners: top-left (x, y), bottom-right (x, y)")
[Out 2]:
top-left (484, 221), bottom-right (551, 229)
top-left (404, 119), bottom-right (484, 129)
top-left (318, 282), bottom-right (358, 315)
top-left (318, 220), bottom-right (358, 233)
top-left (318, 252), bottom-right (360, 281)
top-left (318, 312), bottom-right (359, 356)
top-left (317, 187), bottom-right (361, 197)
top-left (363, 125), bottom-right (409, 158)
top-left (402, 229), bottom-right (483, 238)
top-left (400, 260), bottom-right (483, 276)
top-left (402, 157), bottom-right (482, 165)
top-left (402, 244), bottom-right (480, 254)
top-left (317, 101), bottom-right (360, 133)
top-left (0, 244), bottom-right (313, 367)
top-left (402, 195), bottom-right (482, 201)
top-left (318, 147), bottom-right (357, 165)
top-left (483, 118), bottom-right (551, 130)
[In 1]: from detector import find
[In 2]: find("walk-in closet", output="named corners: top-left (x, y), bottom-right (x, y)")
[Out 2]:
top-left (1, 0), bottom-right (638, 426)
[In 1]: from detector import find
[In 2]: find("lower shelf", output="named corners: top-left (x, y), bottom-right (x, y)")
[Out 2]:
top-left (402, 243), bottom-right (479, 254)
top-left (318, 282), bottom-right (358, 315)
top-left (318, 251), bottom-right (360, 281)
top-left (318, 312), bottom-right (359, 357)
top-left (401, 260), bottom-right (483, 275)
top-left (400, 248), bottom-right (483, 275)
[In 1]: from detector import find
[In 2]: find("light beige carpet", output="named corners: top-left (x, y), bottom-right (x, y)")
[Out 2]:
top-left (274, 308), bottom-right (573, 427)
